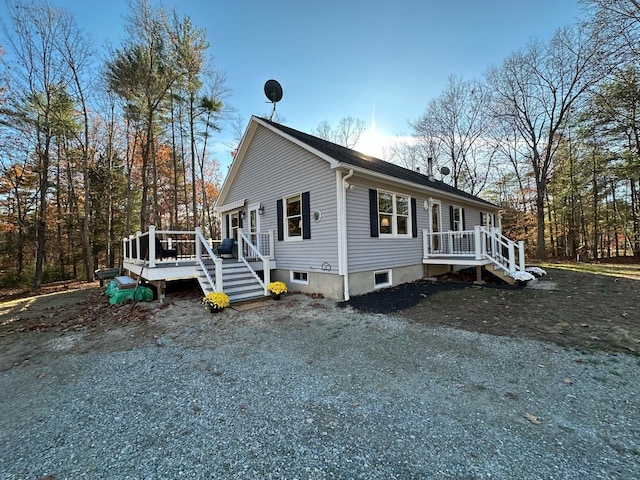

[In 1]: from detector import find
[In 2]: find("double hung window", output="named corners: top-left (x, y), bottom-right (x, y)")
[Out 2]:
top-left (378, 191), bottom-right (410, 237)
top-left (285, 193), bottom-right (302, 240)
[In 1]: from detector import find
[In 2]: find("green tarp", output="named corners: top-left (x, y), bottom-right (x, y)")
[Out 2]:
top-left (105, 280), bottom-right (153, 305)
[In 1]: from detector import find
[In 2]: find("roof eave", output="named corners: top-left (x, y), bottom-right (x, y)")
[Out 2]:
top-left (332, 163), bottom-right (497, 209)
top-left (215, 118), bottom-right (260, 209)
top-left (252, 116), bottom-right (341, 169)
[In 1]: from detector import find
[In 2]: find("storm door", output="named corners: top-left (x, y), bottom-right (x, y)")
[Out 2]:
top-left (431, 201), bottom-right (441, 252)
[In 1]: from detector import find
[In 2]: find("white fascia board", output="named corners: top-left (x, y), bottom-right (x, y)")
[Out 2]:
top-left (252, 116), bottom-right (341, 169)
top-left (215, 119), bottom-right (259, 209)
top-left (331, 163), bottom-right (498, 211)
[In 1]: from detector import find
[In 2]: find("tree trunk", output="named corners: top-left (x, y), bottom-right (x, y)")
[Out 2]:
top-left (592, 154), bottom-right (599, 260)
top-left (170, 91), bottom-right (179, 230)
top-left (190, 93), bottom-right (198, 228)
top-left (56, 148), bottom-right (65, 279)
top-left (535, 179), bottom-right (547, 260)
top-left (631, 178), bottom-right (640, 256)
top-left (34, 145), bottom-right (50, 290)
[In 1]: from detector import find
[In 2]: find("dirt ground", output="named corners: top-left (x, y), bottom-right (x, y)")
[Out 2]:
top-left (0, 264), bottom-right (638, 366)
top-left (341, 265), bottom-right (640, 356)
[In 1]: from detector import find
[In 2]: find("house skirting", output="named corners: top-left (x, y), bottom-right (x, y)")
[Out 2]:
top-left (271, 264), bottom-right (425, 301)
top-left (348, 264), bottom-right (424, 297)
top-left (270, 269), bottom-right (344, 300)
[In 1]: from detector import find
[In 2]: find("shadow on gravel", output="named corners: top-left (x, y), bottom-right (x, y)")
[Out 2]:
top-left (338, 279), bottom-right (519, 314)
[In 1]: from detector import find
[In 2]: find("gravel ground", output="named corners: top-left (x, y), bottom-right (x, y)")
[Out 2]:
top-left (1, 294), bottom-right (639, 479)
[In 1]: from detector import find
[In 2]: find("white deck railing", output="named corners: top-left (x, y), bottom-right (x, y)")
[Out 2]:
top-left (122, 225), bottom-right (216, 267)
top-left (238, 231), bottom-right (273, 295)
top-left (423, 226), bottom-right (525, 275)
top-left (195, 227), bottom-right (223, 292)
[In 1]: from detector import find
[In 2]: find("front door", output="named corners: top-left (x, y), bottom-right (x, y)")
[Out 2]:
top-left (431, 201), bottom-right (441, 252)
top-left (247, 203), bottom-right (260, 245)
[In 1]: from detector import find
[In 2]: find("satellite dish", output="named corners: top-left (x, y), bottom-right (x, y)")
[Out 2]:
top-left (440, 166), bottom-right (450, 176)
top-left (264, 79), bottom-right (283, 120)
top-left (264, 79), bottom-right (283, 103)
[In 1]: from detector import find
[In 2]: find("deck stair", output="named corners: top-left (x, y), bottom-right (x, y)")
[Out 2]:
top-left (196, 260), bottom-right (265, 303)
top-left (486, 263), bottom-right (516, 285)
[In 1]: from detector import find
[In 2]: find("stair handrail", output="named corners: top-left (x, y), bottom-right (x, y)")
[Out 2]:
top-left (195, 227), bottom-right (222, 292)
top-left (481, 227), bottom-right (525, 275)
top-left (238, 231), bottom-right (270, 294)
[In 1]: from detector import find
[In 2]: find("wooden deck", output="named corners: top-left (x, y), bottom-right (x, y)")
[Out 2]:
top-left (120, 225), bottom-right (525, 301)
top-left (121, 227), bottom-right (276, 302)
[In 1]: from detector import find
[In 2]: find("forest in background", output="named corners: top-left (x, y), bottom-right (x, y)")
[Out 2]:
top-left (0, 0), bottom-right (638, 290)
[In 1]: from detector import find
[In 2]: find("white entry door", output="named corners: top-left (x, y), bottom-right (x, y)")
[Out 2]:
top-left (247, 203), bottom-right (261, 244)
top-left (430, 200), bottom-right (442, 252)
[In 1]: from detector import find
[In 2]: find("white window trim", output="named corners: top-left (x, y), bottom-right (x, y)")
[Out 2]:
top-left (284, 192), bottom-right (303, 242)
top-left (247, 203), bottom-right (261, 234)
top-left (378, 190), bottom-right (411, 238)
top-left (482, 212), bottom-right (494, 229)
top-left (452, 205), bottom-right (464, 232)
top-left (373, 269), bottom-right (392, 289)
top-left (290, 270), bottom-right (309, 285)
top-left (430, 199), bottom-right (441, 234)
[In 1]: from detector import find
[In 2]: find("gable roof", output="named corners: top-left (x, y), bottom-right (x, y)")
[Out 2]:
top-left (217, 116), bottom-right (497, 210)
top-left (259, 118), bottom-right (496, 208)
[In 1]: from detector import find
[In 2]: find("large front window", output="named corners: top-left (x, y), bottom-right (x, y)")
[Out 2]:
top-left (285, 193), bottom-right (302, 240)
top-left (378, 191), bottom-right (410, 237)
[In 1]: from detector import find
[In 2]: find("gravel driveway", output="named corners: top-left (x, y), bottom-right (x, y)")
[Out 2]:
top-left (1, 294), bottom-right (639, 479)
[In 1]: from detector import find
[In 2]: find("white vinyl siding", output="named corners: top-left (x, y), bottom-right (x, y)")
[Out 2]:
top-left (224, 126), bottom-right (339, 272)
top-left (347, 178), bottom-right (425, 272)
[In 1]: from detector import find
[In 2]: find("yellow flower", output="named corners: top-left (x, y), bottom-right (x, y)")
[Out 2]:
top-left (267, 281), bottom-right (288, 295)
top-left (202, 292), bottom-right (230, 309)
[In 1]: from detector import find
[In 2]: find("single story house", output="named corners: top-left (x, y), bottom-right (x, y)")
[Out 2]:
top-left (214, 115), bottom-right (524, 301)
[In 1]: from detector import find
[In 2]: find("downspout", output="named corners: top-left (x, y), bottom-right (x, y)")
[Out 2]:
top-left (341, 169), bottom-right (354, 301)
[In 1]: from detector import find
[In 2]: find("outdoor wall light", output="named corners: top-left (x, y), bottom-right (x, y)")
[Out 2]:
top-left (258, 204), bottom-right (264, 215)
top-left (239, 210), bottom-right (245, 219)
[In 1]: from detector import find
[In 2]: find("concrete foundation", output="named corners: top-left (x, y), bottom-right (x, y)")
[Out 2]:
top-left (271, 269), bottom-right (344, 301)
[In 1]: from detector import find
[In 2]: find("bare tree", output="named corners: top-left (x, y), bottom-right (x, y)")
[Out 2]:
top-left (581, 0), bottom-right (640, 60)
top-left (1, 0), bottom-right (85, 288)
top-left (312, 116), bottom-right (366, 148)
top-left (106, 0), bottom-right (180, 231)
top-left (56, 7), bottom-right (96, 281)
top-left (486, 24), bottom-right (608, 260)
top-left (410, 75), bottom-right (494, 194)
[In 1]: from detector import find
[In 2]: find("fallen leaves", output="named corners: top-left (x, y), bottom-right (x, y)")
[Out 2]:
top-left (523, 412), bottom-right (541, 425)
top-left (2, 289), bottom-right (154, 335)
top-left (563, 378), bottom-right (574, 385)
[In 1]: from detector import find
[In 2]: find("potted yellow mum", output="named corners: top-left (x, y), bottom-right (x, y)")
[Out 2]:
top-left (267, 281), bottom-right (287, 300)
top-left (202, 291), bottom-right (230, 313)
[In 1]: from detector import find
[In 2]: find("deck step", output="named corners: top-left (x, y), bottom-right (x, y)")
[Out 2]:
top-left (486, 265), bottom-right (516, 285)
top-left (195, 261), bottom-right (267, 303)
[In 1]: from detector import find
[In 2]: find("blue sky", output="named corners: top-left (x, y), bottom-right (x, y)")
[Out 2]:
top-left (42, 0), bottom-right (583, 167)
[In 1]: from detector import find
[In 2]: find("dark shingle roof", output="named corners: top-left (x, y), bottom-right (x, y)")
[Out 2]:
top-left (261, 117), bottom-right (496, 207)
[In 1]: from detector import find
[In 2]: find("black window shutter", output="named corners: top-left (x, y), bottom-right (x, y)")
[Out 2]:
top-left (462, 208), bottom-right (466, 230)
top-left (480, 212), bottom-right (484, 226)
top-left (411, 198), bottom-right (418, 238)
top-left (302, 191), bottom-right (311, 239)
top-left (369, 189), bottom-right (379, 237)
top-left (276, 199), bottom-right (284, 241)
top-left (449, 205), bottom-right (454, 230)
top-left (225, 215), bottom-right (230, 238)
